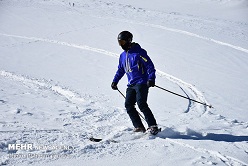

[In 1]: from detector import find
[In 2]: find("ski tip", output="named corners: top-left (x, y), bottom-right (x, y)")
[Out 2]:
top-left (89, 137), bottom-right (102, 142)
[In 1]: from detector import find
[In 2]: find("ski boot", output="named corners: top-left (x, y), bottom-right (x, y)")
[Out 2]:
top-left (147, 125), bottom-right (160, 135)
top-left (133, 127), bottom-right (146, 133)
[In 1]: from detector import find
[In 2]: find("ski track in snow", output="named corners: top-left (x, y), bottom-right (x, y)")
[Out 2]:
top-left (0, 33), bottom-right (209, 114)
top-left (167, 138), bottom-right (248, 166)
top-left (0, 1), bottom-right (248, 166)
top-left (60, 0), bottom-right (248, 54)
top-left (1, 33), bottom-right (248, 165)
top-left (0, 70), bottom-right (84, 105)
top-left (1, 38), bottom-right (246, 166)
top-left (91, 16), bottom-right (248, 54)
top-left (0, 14), bottom-right (247, 165)
top-left (2, 6), bottom-right (248, 112)
top-left (59, 0), bottom-right (248, 54)
top-left (0, 69), bottom-right (127, 165)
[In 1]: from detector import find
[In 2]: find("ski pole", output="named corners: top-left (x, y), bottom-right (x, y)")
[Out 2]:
top-left (154, 85), bottom-right (213, 108)
top-left (117, 89), bottom-right (126, 99)
top-left (117, 88), bottom-right (147, 122)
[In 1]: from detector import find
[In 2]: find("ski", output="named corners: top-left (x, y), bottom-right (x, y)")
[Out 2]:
top-left (89, 128), bottom-right (161, 143)
top-left (89, 137), bottom-right (102, 142)
top-left (89, 137), bottom-right (119, 143)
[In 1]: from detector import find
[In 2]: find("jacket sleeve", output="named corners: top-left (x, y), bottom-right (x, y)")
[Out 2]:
top-left (113, 56), bottom-right (125, 83)
top-left (140, 50), bottom-right (156, 81)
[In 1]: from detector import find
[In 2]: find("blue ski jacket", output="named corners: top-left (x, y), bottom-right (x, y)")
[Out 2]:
top-left (113, 43), bottom-right (156, 86)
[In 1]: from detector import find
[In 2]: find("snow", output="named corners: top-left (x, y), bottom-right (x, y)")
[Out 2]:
top-left (0, 0), bottom-right (248, 165)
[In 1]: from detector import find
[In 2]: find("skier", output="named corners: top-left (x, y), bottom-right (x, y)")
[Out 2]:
top-left (111, 31), bottom-right (159, 135)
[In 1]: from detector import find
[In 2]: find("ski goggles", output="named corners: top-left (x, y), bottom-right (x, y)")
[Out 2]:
top-left (118, 40), bottom-right (126, 46)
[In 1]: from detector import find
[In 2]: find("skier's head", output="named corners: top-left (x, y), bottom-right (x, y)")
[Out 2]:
top-left (117, 31), bottom-right (133, 51)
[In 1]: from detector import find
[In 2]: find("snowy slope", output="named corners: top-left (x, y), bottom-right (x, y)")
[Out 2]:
top-left (0, 0), bottom-right (248, 165)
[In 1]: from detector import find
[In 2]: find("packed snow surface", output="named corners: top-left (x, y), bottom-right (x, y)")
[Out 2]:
top-left (0, 0), bottom-right (248, 165)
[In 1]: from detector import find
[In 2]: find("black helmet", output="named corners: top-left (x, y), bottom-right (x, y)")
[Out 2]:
top-left (117, 31), bottom-right (133, 43)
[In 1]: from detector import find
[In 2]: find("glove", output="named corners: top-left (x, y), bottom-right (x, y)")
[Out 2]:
top-left (111, 82), bottom-right (118, 90)
top-left (147, 80), bottom-right (155, 87)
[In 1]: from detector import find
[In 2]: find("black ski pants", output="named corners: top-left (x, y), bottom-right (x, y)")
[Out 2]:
top-left (125, 84), bottom-right (157, 128)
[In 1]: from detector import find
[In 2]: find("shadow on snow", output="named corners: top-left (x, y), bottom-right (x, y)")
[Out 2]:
top-left (159, 128), bottom-right (248, 143)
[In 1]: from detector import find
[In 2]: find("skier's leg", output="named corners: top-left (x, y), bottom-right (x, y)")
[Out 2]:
top-left (135, 84), bottom-right (157, 127)
top-left (125, 87), bottom-right (144, 128)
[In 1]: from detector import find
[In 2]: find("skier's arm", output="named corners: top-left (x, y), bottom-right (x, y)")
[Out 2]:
top-left (140, 51), bottom-right (156, 81)
top-left (113, 57), bottom-right (125, 84)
